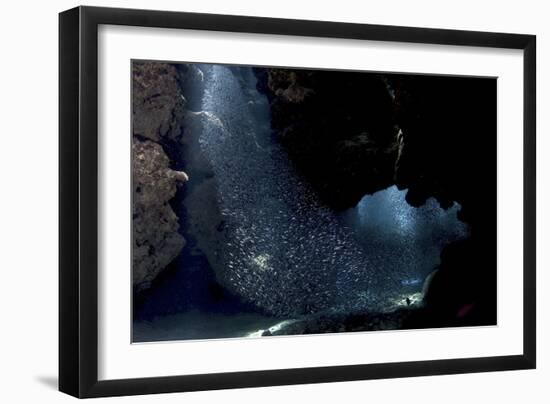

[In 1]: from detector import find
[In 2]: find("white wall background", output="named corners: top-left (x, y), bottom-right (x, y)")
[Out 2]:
top-left (0, 0), bottom-right (547, 402)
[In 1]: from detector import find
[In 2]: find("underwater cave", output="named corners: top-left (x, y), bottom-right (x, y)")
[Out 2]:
top-left (132, 61), bottom-right (497, 342)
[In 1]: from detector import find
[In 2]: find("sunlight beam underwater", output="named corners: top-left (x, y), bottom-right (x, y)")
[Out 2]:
top-left (184, 64), bottom-right (469, 318)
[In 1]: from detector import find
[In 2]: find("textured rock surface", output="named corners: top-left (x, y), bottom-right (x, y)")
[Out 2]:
top-left (132, 62), bottom-right (185, 142)
top-left (265, 309), bottom-right (412, 336)
top-left (132, 138), bottom-right (188, 290)
top-left (132, 61), bottom-right (188, 291)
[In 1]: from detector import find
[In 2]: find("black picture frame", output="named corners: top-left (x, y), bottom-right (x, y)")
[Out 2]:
top-left (59, 5), bottom-right (536, 398)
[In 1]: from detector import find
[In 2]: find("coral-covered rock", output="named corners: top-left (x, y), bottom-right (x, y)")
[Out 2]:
top-left (131, 61), bottom-right (190, 291)
top-left (132, 61), bottom-right (185, 142)
top-left (132, 137), bottom-right (188, 291)
top-left (132, 138), bottom-right (187, 290)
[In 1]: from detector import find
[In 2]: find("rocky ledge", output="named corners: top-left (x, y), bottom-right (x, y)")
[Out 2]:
top-left (132, 61), bottom-right (188, 291)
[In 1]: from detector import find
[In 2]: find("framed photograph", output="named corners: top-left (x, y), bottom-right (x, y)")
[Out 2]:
top-left (59, 6), bottom-right (536, 398)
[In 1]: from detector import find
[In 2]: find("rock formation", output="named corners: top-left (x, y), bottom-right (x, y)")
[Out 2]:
top-left (132, 61), bottom-right (188, 291)
top-left (255, 67), bottom-right (399, 209)
top-left (132, 62), bottom-right (185, 142)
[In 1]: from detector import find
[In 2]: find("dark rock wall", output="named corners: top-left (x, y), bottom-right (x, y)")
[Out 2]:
top-left (391, 75), bottom-right (497, 325)
top-left (391, 75), bottom-right (497, 226)
top-left (256, 67), bottom-right (497, 326)
top-left (132, 62), bottom-right (185, 142)
top-left (132, 62), bottom-right (188, 291)
top-left (255, 68), bottom-right (399, 209)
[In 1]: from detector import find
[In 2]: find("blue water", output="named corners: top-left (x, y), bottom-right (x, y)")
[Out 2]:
top-left (340, 186), bottom-right (468, 297)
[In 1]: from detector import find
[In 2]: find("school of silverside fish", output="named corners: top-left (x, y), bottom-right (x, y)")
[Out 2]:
top-left (182, 64), bottom-right (468, 318)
